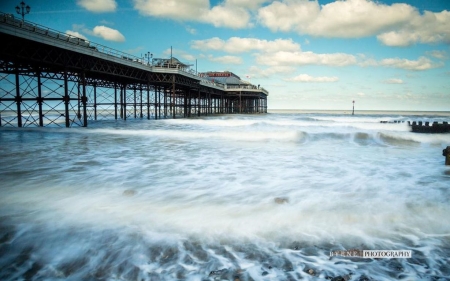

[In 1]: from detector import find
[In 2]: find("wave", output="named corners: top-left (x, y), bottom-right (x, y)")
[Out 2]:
top-left (80, 128), bottom-right (307, 143)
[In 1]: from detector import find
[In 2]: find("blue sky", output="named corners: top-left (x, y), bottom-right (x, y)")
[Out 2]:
top-left (1, 0), bottom-right (449, 111)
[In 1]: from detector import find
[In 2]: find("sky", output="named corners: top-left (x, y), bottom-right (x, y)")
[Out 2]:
top-left (1, 0), bottom-right (449, 111)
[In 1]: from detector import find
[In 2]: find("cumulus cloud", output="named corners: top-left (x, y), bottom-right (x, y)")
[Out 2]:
top-left (252, 49), bottom-right (439, 71)
top-left (92, 26), bottom-right (125, 42)
top-left (257, 0), bottom-right (450, 46)
top-left (65, 30), bottom-right (88, 41)
top-left (208, 55), bottom-right (243, 64)
top-left (200, 5), bottom-right (251, 29)
top-left (284, 74), bottom-right (339, 83)
top-left (133, 0), bottom-right (208, 21)
top-left (258, 0), bottom-right (415, 37)
top-left (133, 0), bottom-right (251, 28)
top-left (379, 56), bottom-right (442, 71)
top-left (225, 0), bottom-right (270, 10)
top-left (248, 65), bottom-right (296, 78)
top-left (191, 37), bottom-right (300, 53)
top-left (185, 26), bottom-right (197, 35)
top-left (425, 50), bottom-right (448, 60)
top-left (377, 10), bottom-right (450, 46)
top-left (77, 0), bottom-right (117, 12)
top-left (256, 51), bottom-right (357, 66)
top-left (384, 78), bottom-right (404, 84)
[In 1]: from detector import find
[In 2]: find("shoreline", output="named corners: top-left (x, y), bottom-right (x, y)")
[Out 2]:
top-left (268, 109), bottom-right (450, 116)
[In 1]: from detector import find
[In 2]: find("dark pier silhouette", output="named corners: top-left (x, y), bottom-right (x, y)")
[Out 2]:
top-left (0, 12), bottom-right (268, 128)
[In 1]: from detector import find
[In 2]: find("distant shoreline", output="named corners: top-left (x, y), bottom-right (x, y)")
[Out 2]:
top-left (268, 109), bottom-right (450, 116)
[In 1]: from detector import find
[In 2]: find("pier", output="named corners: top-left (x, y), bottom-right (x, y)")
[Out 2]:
top-left (0, 12), bottom-right (268, 128)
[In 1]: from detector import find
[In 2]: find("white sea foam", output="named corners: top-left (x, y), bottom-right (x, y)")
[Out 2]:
top-left (1, 112), bottom-right (449, 280)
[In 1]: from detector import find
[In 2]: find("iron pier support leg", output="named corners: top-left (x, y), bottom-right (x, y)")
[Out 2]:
top-left (64, 69), bottom-right (70, 127)
top-left (239, 92), bottom-right (242, 114)
top-left (184, 90), bottom-right (187, 118)
top-left (94, 82), bottom-right (97, 121)
top-left (114, 82), bottom-right (118, 120)
top-left (14, 68), bottom-right (22, 127)
top-left (172, 75), bottom-right (176, 119)
top-left (120, 84), bottom-right (123, 119)
top-left (77, 83), bottom-right (81, 119)
top-left (155, 87), bottom-right (161, 119)
top-left (123, 84), bottom-right (127, 121)
top-left (37, 69), bottom-right (43, 126)
top-left (147, 85), bottom-right (150, 120)
top-left (134, 86), bottom-right (137, 119)
top-left (188, 90), bottom-right (191, 117)
top-left (140, 86), bottom-right (143, 118)
top-left (82, 72), bottom-right (87, 127)
top-left (164, 87), bottom-right (167, 118)
top-left (198, 89), bottom-right (201, 117)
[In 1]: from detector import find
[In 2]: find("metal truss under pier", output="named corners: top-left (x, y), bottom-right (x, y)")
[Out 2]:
top-left (0, 12), bottom-right (268, 128)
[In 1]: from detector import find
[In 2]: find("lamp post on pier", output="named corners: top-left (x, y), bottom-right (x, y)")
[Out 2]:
top-left (15, 1), bottom-right (30, 22)
top-left (145, 52), bottom-right (153, 66)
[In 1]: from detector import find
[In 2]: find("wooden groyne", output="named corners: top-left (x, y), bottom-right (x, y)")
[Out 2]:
top-left (380, 120), bottom-right (450, 133)
top-left (409, 121), bottom-right (450, 133)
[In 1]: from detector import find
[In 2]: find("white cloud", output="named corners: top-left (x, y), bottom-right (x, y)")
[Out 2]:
top-left (191, 37), bottom-right (300, 53)
top-left (248, 65), bottom-right (296, 78)
top-left (77, 0), bottom-right (117, 12)
top-left (257, 0), bottom-right (450, 46)
top-left (384, 78), bottom-right (404, 84)
top-left (284, 74), bottom-right (339, 83)
top-left (380, 56), bottom-right (442, 71)
top-left (133, 0), bottom-right (251, 28)
top-left (256, 51), bottom-right (357, 66)
top-left (425, 50), bottom-right (448, 60)
top-left (185, 26), bottom-right (197, 35)
top-left (92, 26), bottom-right (125, 42)
top-left (253, 49), bottom-right (440, 71)
top-left (133, 0), bottom-right (208, 21)
top-left (258, 0), bottom-right (415, 38)
top-left (65, 30), bottom-right (88, 41)
top-left (377, 10), bottom-right (450, 46)
top-left (225, 0), bottom-right (269, 10)
top-left (208, 55), bottom-right (243, 65)
top-left (200, 5), bottom-right (251, 29)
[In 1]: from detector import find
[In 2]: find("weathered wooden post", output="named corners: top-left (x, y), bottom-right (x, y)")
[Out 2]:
top-left (443, 146), bottom-right (450, 165)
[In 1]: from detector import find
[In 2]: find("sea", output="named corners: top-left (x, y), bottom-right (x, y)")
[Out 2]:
top-left (0, 110), bottom-right (449, 281)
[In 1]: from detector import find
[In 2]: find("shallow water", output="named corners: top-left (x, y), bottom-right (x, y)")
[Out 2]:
top-left (1, 112), bottom-right (450, 281)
